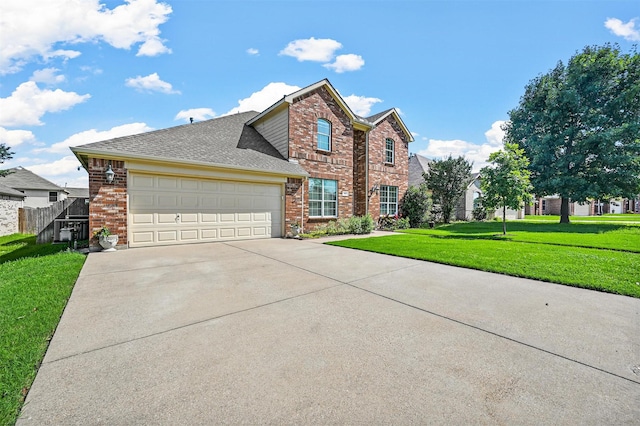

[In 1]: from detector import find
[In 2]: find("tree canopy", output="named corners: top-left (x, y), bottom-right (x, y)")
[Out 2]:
top-left (0, 144), bottom-right (14, 177)
top-left (480, 143), bottom-right (532, 234)
top-left (503, 44), bottom-right (640, 223)
top-left (423, 155), bottom-right (472, 223)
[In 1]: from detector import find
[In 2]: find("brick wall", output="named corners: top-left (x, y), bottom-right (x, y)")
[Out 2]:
top-left (287, 86), bottom-right (355, 231)
top-left (366, 115), bottom-right (410, 219)
top-left (88, 158), bottom-right (127, 248)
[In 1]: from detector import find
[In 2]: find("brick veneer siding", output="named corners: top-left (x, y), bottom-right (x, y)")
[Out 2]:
top-left (353, 129), bottom-right (367, 216)
top-left (366, 115), bottom-right (410, 220)
top-left (287, 87), bottom-right (355, 231)
top-left (88, 158), bottom-right (127, 248)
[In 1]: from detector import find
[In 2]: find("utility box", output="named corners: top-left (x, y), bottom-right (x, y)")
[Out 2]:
top-left (60, 228), bottom-right (72, 242)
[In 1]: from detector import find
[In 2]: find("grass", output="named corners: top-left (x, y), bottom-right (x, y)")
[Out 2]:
top-left (327, 221), bottom-right (640, 298)
top-left (523, 214), bottom-right (640, 223)
top-left (0, 234), bottom-right (86, 425)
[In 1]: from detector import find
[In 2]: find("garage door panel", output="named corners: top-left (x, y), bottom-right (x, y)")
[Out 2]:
top-left (201, 214), bottom-right (217, 223)
top-left (181, 213), bottom-right (198, 223)
top-left (131, 213), bottom-right (154, 224)
top-left (129, 174), bottom-right (282, 247)
top-left (180, 230), bottom-right (198, 240)
top-left (158, 177), bottom-right (178, 189)
top-left (157, 230), bottom-right (178, 242)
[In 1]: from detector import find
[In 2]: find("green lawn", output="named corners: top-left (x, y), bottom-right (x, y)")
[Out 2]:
top-left (327, 222), bottom-right (640, 298)
top-left (523, 214), bottom-right (640, 223)
top-left (0, 234), bottom-right (86, 425)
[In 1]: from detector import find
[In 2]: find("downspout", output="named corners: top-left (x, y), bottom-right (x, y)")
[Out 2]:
top-left (301, 177), bottom-right (305, 234)
top-left (365, 131), bottom-right (370, 216)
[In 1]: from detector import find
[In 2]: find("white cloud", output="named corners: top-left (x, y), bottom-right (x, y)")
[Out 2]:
top-left (279, 37), bottom-right (342, 62)
top-left (484, 120), bottom-right (506, 146)
top-left (0, 81), bottom-right (91, 127)
top-left (125, 73), bottom-right (180, 94)
top-left (26, 155), bottom-right (88, 187)
top-left (175, 108), bottom-right (216, 122)
top-left (30, 68), bottom-right (66, 84)
top-left (323, 54), bottom-right (365, 73)
top-left (417, 120), bottom-right (506, 172)
top-left (226, 82), bottom-right (301, 115)
top-left (247, 48), bottom-right (259, 55)
top-left (0, 0), bottom-right (173, 75)
top-left (605, 17), bottom-right (640, 41)
top-left (0, 127), bottom-right (36, 147)
top-left (41, 123), bottom-right (153, 154)
top-left (343, 95), bottom-right (383, 117)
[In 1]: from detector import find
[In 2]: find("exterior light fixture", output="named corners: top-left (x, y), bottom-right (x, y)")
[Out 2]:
top-left (105, 163), bottom-right (115, 184)
top-left (368, 183), bottom-right (379, 198)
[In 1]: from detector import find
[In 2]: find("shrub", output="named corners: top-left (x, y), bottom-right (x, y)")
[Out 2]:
top-left (360, 214), bottom-right (375, 234)
top-left (400, 184), bottom-right (431, 228)
top-left (378, 214), bottom-right (410, 231)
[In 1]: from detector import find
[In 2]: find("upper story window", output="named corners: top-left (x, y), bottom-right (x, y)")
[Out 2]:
top-left (49, 191), bottom-right (58, 202)
top-left (380, 185), bottom-right (398, 215)
top-left (317, 119), bottom-right (331, 151)
top-left (309, 178), bottom-right (337, 218)
top-left (385, 138), bottom-right (395, 164)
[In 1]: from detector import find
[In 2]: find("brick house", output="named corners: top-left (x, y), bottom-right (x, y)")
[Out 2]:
top-left (72, 79), bottom-right (413, 248)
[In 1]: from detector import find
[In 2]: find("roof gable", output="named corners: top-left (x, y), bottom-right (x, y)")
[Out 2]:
top-left (365, 108), bottom-right (414, 142)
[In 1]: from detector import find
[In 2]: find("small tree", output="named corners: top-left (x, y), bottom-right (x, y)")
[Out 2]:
top-left (0, 144), bottom-right (14, 177)
top-left (400, 184), bottom-right (431, 228)
top-left (423, 155), bottom-right (472, 223)
top-left (480, 143), bottom-right (532, 235)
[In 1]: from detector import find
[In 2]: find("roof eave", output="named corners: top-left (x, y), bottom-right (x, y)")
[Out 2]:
top-left (70, 147), bottom-right (309, 178)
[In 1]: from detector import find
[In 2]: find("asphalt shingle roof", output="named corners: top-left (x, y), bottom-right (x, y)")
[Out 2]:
top-left (408, 154), bottom-right (433, 187)
top-left (0, 182), bottom-right (26, 198)
top-left (74, 111), bottom-right (307, 176)
top-left (0, 167), bottom-right (65, 191)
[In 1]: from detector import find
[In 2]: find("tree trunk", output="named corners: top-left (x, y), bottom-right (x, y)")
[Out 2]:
top-left (560, 197), bottom-right (570, 223)
top-left (502, 204), bottom-right (507, 235)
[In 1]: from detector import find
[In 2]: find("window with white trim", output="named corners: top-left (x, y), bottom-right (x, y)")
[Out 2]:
top-left (317, 119), bottom-right (331, 151)
top-left (49, 191), bottom-right (58, 202)
top-left (309, 178), bottom-right (337, 217)
top-left (385, 138), bottom-right (395, 164)
top-left (380, 185), bottom-right (398, 215)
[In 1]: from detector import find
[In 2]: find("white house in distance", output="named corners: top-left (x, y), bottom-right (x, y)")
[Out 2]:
top-left (0, 167), bottom-right (68, 208)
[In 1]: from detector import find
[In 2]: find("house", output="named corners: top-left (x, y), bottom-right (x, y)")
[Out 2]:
top-left (0, 167), bottom-right (68, 208)
top-left (526, 196), bottom-right (636, 216)
top-left (408, 155), bottom-right (522, 221)
top-left (0, 182), bottom-right (26, 236)
top-left (408, 153), bottom-right (432, 187)
top-left (71, 79), bottom-right (413, 248)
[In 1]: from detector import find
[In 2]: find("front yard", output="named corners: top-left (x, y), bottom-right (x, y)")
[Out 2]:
top-left (0, 234), bottom-right (85, 425)
top-left (328, 221), bottom-right (640, 298)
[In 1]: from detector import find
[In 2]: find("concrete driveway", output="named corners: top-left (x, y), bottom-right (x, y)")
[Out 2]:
top-left (18, 234), bottom-right (640, 424)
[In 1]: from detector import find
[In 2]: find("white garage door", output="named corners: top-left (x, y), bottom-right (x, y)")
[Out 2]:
top-left (128, 174), bottom-right (282, 247)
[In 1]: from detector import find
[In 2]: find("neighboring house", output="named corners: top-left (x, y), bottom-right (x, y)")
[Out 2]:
top-left (408, 156), bottom-right (522, 221)
top-left (526, 196), bottom-right (637, 216)
top-left (0, 167), bottom-right (68, 208)
top-left (408, 153), bottom-right (432, 187)
top-left (0, 182), bottom-right (26, 236)
top-left (71, 79), bottom-right (413, 248)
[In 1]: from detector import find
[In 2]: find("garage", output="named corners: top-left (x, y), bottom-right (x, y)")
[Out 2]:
top-left (128, 173), bottom-right (282, 247)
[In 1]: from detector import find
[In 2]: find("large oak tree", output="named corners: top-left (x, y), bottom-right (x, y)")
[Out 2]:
top-left (504, 44), bottom-right (640, 223)
top-left (0, 144), bottom-right (14, 177)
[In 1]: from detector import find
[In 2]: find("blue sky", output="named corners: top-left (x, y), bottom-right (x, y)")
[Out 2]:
top-left (1, 0), bottom-right (638, 188)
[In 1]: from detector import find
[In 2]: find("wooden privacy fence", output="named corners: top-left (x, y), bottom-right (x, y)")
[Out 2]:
top-left (19, 198), bottom-right (89, 244)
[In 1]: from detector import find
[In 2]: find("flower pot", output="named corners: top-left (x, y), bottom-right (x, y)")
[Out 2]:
top-left (99, 235), bottom-right (118, 252)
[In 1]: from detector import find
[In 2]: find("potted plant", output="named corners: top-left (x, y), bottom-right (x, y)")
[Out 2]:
top-left (93, 226), bottom-right (118, 252)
